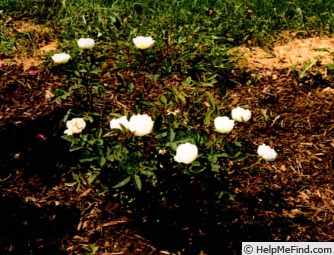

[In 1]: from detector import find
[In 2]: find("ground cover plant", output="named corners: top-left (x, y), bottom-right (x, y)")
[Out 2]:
top-left (1, 0), bottom-right (334, 254)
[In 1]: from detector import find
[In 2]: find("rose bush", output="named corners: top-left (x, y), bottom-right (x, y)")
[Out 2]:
top-left (56, 38), bottom-right (277, 203)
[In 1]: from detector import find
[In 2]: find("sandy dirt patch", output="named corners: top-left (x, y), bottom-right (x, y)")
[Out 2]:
top-left (238, 37), bottom-right (334, 73)
top-left (39, 41), bottom-right (58, 52)
top-left (13, 20), bottom-right (50, 33)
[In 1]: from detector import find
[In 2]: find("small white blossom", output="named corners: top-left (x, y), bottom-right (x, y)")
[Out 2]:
top-left (129, 114), bottom-right (154, 136)
top-left (77, 38), bottom-right (95, 49)
top-left (257, 144), bottom-right (277, 161)
top-left (174, 143), bottom-right (198, 164)
top-left (214, 116), bottom-right (234, 134)
top-left (231, 107), bottom-right (252, 122)
top-left (64, 118), bottom-right (86, 135)
top-left (110, 116), bottom-right (129, 130)
top-left (132, 36), bottom-right (155, 50)
top-left (51, 53), bottom-right (71, 64)
top-left (158, 149), bottom-right (167, 155)
top-left (167, 109), bottom-right (181, 116)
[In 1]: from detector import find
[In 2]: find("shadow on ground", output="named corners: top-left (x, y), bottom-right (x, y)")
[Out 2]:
top-left (0, 109), bottom-right (74, 185)
top-left (0, 193), bottom-right (79, 255)
top-left (127, 186), bottom-right (315, 255)
top-left (0, 109), bottom-right (82, 254)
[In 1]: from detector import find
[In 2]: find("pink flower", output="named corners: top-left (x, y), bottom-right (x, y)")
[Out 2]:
top-left (35, 134), bottom-right (45, 139)
top-left (0, 62), bottom-right (4, 67)
top-left (29, 70), bottom-right (36, 75)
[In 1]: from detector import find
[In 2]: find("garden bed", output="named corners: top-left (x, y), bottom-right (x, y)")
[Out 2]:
top-left (1, 49), bottom-right (334, 253)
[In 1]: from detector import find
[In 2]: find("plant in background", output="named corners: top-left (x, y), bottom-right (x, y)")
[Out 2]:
top-left (132, 35), bottom-right (156, 94)
top-left (51, 38), bottom-right (103, 111)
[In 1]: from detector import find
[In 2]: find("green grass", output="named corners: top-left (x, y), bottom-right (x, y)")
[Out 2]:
top-left (1, 0), bottom-right (333, 77)
top-left (2, 0), bottom-right (334, 45)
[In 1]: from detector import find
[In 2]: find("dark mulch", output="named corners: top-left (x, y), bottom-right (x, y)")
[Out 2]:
top-left (1, 60), bottom-right (334, 255)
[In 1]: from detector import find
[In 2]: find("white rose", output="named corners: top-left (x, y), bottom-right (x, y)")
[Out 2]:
top-left (257, 144), bottom-right (277, 161)
top-left (64, 118), bottom-right (86, 135)
top-left (174, 143), bottom-right (198, 164)
top-left (51, 53), bottom-right (71, 64)
top-left (129, 114), bottom-right (154, 136)
top-left (132, 36), bottom-right (155, 50)
top-left (214, 116), bottom-right (234, 134)
top-left (77, 38), bottom-right (95, 50)
top-left (110, 116), bottom-right (129, 130)
top-left (231, 107), bottom-right (252, 122)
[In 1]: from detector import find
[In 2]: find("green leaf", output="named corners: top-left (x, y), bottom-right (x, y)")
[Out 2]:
top-left (133, 175), bottom-right (142, 191)
top-left (85, 115), bottom-right (94, 123)
top-left (205, 91), bottom-right (216, 108)
top-left (128, 82), bottom-right (134, 93)
top-left (204, 115), bottom-right (211, 126)
top-left (217, 153), bottom-right (229, 158)
top-left (90, 69), bottom-right (102, 74)
top-left (87, 174), bottom-right (97, 184)
top-left (160, 95), bottom-right (167, 104)
top-left (136, 100), bottom-right (154, 106)
top-left (166, 142), bottom-right (178, 150)
top-left (211, 164), bottom-right (220, 172)
top-left (80, 155), bottom-right (98, 163)
top-left (97, 139), bottom-right (104, 146)
top-left (61, 135), bottom-right (78, 143)
top-left (65, 182), bottom-right (77, 187)
top-left (73, 173), bottom-right (79, 181)
top-left (113, 176), bottom-right (131, 188)
top-left (167, 128), bottom-right (176, 142)
top-left (299, 59), bottom-right (318, 79)
top-left (177, 94), bottom-right (186, 104)
top-left (24, 197), bottom-right (31, 203)
top-left (153, 115), bottom-right (163, 132)
top-left (89, 244), bottom-right (99, 253)
top-left (69, 145), bottom-right (83, 152)
top-left (98, 157), bottom-right (106, 167)
top-left (224, 141), bottom-right (234, 155)
top-left (96, 128), bottom-right (103, 139)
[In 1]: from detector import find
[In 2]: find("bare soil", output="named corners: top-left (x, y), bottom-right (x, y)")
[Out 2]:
top-left (238, 37), bottom-right (334, 75)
